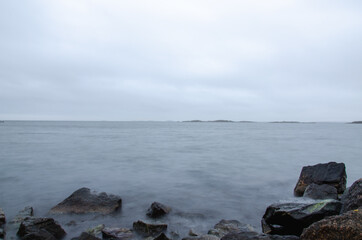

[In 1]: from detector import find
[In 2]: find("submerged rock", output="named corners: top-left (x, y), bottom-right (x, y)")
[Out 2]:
top-left (300, 209), bottom-right (362, 240)
top-left (72, 232), bottom-right (101, 240)
top-left (262, 199), bottom-right (342, 236)
top-left (147, 202), bottom-right (171, 218)
top-left (294, 162), bottom-right (346, 197)
top-left (102, 227), bottom-right (133, 240)
top-left (0, 208), bottom-right (5, 226)
top-left (341, 178), bottom-right (362, 213)
top-left (11, 206), bottom-right (34, 223)
top-left (183, 234), bottom-right (220, 240)
top-left (133, 220), bottom-right (167, 237)
top-left (17, 217), bottom-right (66, 240)
top-left (303, 184), bottom-right (338, 200)
top-left (50, 187), bottom-right (122, 214)
top-left (221, 231), bottom-right (299, 240)
top-left (208, 219), bottom-right (255, 238)
top-left (86, 224), bottom-right (105, 236)
top-left (154, 233), bottom-right (171, 240)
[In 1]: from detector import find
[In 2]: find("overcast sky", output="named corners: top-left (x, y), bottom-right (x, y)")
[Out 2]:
top-left (0, 1), bottom-right (361, 121)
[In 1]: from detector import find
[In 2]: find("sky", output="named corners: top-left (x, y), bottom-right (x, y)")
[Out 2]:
top-left (0, 0), bottom-right (361, 121)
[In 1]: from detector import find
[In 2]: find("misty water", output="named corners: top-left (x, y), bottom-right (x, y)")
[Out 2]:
top-left (0, 121), bottom-right (361, 239)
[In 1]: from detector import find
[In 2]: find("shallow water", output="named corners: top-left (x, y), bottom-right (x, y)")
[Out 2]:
top-left (0, 121), bottom-right (361, 239)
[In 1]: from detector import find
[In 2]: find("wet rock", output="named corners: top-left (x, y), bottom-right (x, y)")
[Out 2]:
top-left (22, 229), bottom-right (57, 240)
top-left (86, 224), bottom-right (105, 236)
top-left (11, 206), bottom-right (34, 223)
top-left (183, 234), bottom-right (220, 240)
top-left (221, 231), bottom-right (299, 240)
top-left (50, 187), bottom-right (122, 214)
top-left (208, 219), bottom-right (255, 238)
top-left (300, 209), bottom-right (362, 240)
top-left (262, 199), bottom-right (342, 236)
top-left (154, 233), bottom-right (171, 240)
top-left (102, 227), bottom-right (133, 240)
top-left (294, 162), bottom-right (346, 197)
top-left (189, 229), bottom-right (199, 237)
top-left (341, 178), bottom-right (362, 213)
top-left (17, 217), bottom-right (66, 240)
top-left (66, 220), bottom-right (77, 226)
top-left (133, 220), bottom-right (167, 237)
top-left (0, 228), bottom-right (4, 239)
top-left (147, 202), bottom-right (171, 218)
top-left (72, 232), bottom-right (101, 240)
top-left (0, 208), bottom-right (5, 226)
top-left (303, 184), bottom-right (338, 200)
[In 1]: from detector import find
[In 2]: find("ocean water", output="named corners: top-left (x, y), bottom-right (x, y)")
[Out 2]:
top-left (0, 121), bottom-right (361, 239)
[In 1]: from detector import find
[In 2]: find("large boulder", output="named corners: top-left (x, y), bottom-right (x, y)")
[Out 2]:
top-left (294, 162), bottom-right (346, 197)
top-left (341, 178), bottom-right (362, 213)
top-left (102, 227), bottom-right (133, 240)
top-left (50, 188), bottom-right (122, 214)
top-left (147, 202), bottom-right (171, 218)
top-left (300, 209), bottom-right (362, 240)
top-left (208, 219), bottom-right (255, 238)
top-left (133, 220), bottom-right (167, 237)
top-left (17, 217), bottom-right (66, 240)
top-left (221, 231), bottom-right (299, 240)
top-left (261, 199), bottom-right (342, 236)
top-left (303, 184), bottom-right (338, 200)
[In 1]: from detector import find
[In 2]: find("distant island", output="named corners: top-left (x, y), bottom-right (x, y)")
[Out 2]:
top-left (182, 120), bottom-right (254, 123)
top-left (350, 121), bottom-right (362, 124)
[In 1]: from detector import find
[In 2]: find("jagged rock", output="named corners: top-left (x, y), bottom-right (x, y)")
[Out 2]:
top-left (147, 202), bottom-right (171, 218)
top-left (17, 217), bottom-right (66, 240)
top-left (0, 208), bottom-right (5, 226)
top-left (133, 220), bottom-right (167, 237)
top-left (86, 224), bottom-right (105, 236)
top-left (189, 229), bottom-right (199, 237)
top-left (50, 188), bottom-right (122, 214)
top-left (154, 233), bottom-right (171, 240)
top-left (71, 232), bottom-right (101, 240)
top-left (21, 229), bottom-right (57, 240)
top-left (208, 219), bottom-right (255, 238)
top-left (11, 206), bottom-right (34, 223)
top-left (300, 209), bottom-right (362, 240)
top-left (183, 234), bottom-right (220, 240)
top-left (294, 162), bottom-right (346, 197)
top-left (102, 227), bottom-right (133, 240)
top-left (262, 199), bottom-right (342, 236)
top-left (341, 178), bottom-right (362, 213)
top-left (221, 231), bottom-right (299, 240)
top-left (303, 184), bottom-right (338, 200)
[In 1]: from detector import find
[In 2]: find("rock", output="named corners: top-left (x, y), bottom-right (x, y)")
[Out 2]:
top-left (0, 227), bottom-right (4, 239)
top-left (221, 231), bottom-right (299, 240)
top-left (303, 184), bottom-right (338, 200)
top-left (183, 234), bottom-right (220, 240)
top-left (11, 206), bottom-right (34, 223)
top-left (17, 217), bottom-right (66, 240)
top-left (300, 209), bottom-right (362, 240)
top-left (102, 227), bottom-right (133, 240)
top-left (189, 229), bottom-right (199, 237)
top-left (133, 220), bottom-right (167, 237)
top-left (21, 229), bottom-right (57, 240)
top-left (50, 187), bottom-right (122, 214)
top-left (341, 178), bottom-right (362, 213)
top-left (261, 199), bottom-right (342, 236)
top-left (86, 224), bottom-right (105, 236)
top-left (72, 232), bottom-right (101, 240)
top-left (154, 233), bottom-right (171, 240)
top-left (208, 219), bottom-right (255, 238)
top-left (147, 202), bottom-right (171, 218)
top-left (294, 162), bottom-right (346, 197)
top-left (0, 208), bottom-right (5, 239)
top-left (66, 220), bottom-right (77, 226)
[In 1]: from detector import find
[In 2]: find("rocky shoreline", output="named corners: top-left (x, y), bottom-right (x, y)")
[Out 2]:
top-left (0, 162), bottom-right (361, 240)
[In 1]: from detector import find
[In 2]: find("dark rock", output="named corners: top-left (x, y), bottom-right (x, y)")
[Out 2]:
top-left (102, 227), bottom-right (133, 240)
top-left (133, 220), bottom-right (167, 237)
top-left (17, 217), bottom-right (66, 240)
top-left (208, 219), bottom-right (255, 238)
top-left (71, 232), bottom-right (101, 240)
top-left (0, 227), bottom-right (4, 239)
top-left (22, 229), bottom-right (57, 240)
top-left (341, 178), bottom-right (362, 213)
top-left (221, 231), bottom-right (299, 240)
top-left (303, 184), bottom-right (338, 200)
top-left (66, 220), bottom-right (77, 226)
top-left (11, 206), bottom-right (34, 223)
top-left (183, 234), bottom-right (220, 240)
top-left (50, 187), bottom-right (122, 214)
top-left (0, 208), bottom-right (5, 226)
top-left (189, 229), bottom-right (199, 237)
top-left (294, 162), bottom-right (346, 197)
top-left (147, 202), bottom-right (171, 218)
top-left (154, 233), bottom-right (171, 240)
top-left (300, 209), bottom-right (362, 240)
top-left (261, 199), bottom-right (342, 236)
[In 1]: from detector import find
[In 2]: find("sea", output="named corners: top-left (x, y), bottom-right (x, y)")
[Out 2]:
top-left (0, 121), bottom-right (361, 239)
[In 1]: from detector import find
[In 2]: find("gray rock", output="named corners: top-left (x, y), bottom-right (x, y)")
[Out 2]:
top-left (341, 178), bottom-right (362, 213)
top-left (147, 202), bottom-right (171, 218)
top-left (50, 188), bottom-right (122, 214)
top-left (17, 217), bottom-right (66, 240)
top-left (72, 232), bottom-right (101, 240)
top-left (300, 209), bottom-right (362, 240)
top-left (102, 227), bottom-right (133, 240)
top-left (154, 233), bottom-right (171, 240)
top-left (208, 220), bottom-right (255, 238)
top-left (303, 184), bottom-right (338, 200)
top-left (189, 229), bottom-right (199, 237)
top-left (0, 208), bottom-right (5, 226)
top-left (262, 199), bottom-right (342, 236)
top-left (133, 220), bottom-right (167, 237)
top-left (294, 162), bottom-right (346, 197)
top-left (11, 206), bottom-right (34, 223)
top-left (221, 231), bottom-right (299, 240)
top-left (183, 234), bottom-right (220, 240)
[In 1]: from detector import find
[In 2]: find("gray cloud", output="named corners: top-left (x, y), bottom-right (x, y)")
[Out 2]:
top-left (0, 0), bottom-right (361, 121)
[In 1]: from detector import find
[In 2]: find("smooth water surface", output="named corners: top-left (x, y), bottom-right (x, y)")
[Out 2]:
top-left (0, 121), bottom-right (361, 239)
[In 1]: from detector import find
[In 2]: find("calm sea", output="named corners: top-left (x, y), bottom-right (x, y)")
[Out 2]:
top-left (0, 121), bottom-right (361, 239)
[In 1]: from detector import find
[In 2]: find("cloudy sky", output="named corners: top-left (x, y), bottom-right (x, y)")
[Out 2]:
top-left (0, 1), bottom-right (361, 121)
